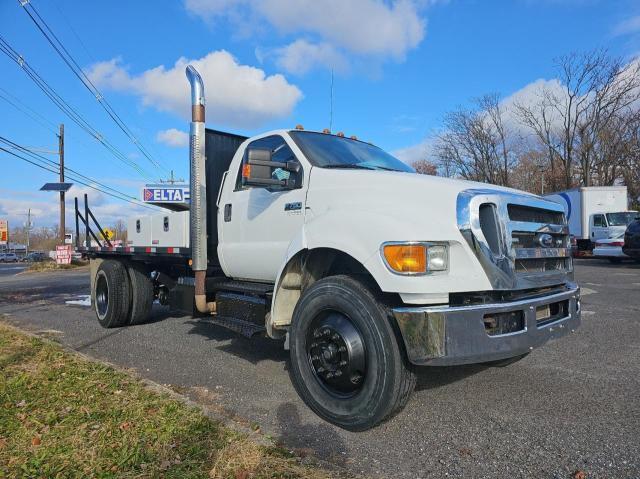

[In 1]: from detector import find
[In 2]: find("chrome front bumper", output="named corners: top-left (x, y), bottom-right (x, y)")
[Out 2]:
top-left (392, 284), bottom-right (581, 366)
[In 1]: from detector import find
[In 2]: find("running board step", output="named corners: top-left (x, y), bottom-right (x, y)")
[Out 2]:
top-left (210, 315), bottom-right (266, 338)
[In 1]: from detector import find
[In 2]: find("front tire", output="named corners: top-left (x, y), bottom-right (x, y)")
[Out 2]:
top-left (288, 275), bottom-right (415, 431)
top-left (94, 260), bottom-right (131, 328)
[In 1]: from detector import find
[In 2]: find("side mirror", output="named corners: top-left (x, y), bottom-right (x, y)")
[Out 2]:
top-left (242, 147), bottom-right (300, 187)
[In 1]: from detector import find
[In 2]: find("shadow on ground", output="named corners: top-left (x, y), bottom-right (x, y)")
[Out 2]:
top-left (186, 319), bottom-right (287, 365)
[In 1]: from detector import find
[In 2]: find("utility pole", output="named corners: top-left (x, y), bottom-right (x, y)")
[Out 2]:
top-left (26, 209), bottom-right (31, 255)
top-left (58, 124), bottom-right (65, 243)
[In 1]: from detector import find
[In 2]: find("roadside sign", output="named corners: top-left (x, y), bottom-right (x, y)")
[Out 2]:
top-left (64, 233), bottom-right (73, 245)
top-left (0, 220), bottom-right (7, 245)
top-left (142, 186), bottom-right (190, 204)
top-left (56, 245), bottom-right (72, 265)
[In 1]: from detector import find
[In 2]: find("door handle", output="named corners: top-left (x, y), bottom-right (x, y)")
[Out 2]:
top-left (224, 203), bottom-right (232, 222)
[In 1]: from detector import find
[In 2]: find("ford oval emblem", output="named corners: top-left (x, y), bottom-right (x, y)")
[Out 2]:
top-left (537, 233), bottom-right (554, 248)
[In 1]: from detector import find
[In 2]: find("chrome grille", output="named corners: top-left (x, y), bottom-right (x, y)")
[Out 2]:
top-left (457, 189), bottom-right (573, 290)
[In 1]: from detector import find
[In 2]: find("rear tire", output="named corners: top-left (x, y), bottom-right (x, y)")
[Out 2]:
top-left (288, 275), bottom-right (416, 431)
top-left (126, 262), bottom-right (154, 325)
top-left (94, 260), bottom-right (131, 328)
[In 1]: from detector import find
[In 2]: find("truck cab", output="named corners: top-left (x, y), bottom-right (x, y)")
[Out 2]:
top-left (590, 211), bottom-right (638, 242)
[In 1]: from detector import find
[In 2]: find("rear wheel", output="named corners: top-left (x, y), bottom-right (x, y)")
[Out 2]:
top-left (288, 275), bottom-right (415, 431)
top-left (94, 260), bottom-right (131, 328)
top-left (126, 262), bottom-right (154, 325)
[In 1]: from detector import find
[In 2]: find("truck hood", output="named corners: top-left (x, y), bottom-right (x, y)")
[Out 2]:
top-left (306, 167), bottom-right (535, 238)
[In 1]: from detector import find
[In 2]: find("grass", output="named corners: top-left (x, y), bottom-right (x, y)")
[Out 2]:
top-left (27, 259), bottom-right (88, 272)
top-left (0, 322), bottom-right (340, 479)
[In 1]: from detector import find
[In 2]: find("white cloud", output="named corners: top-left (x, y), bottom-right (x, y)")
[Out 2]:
top-left (185, 0), bottom-right (427, 73)
top-left (392, 138), bottom-right (435, 164)
top-left (255, 0), bottom-right (425, 58)
top-left (156, 128), bottom-right (189, 148)
top-left (613, 15), bottom-right (640, 37)
top-left (87, 51), bottom-right (303, 128)
top-left (270, 40), bottom-right (348, 75)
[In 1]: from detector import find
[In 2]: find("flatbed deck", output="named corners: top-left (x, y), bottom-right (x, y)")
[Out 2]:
top-left (77, 245), bottom-right (190, 259)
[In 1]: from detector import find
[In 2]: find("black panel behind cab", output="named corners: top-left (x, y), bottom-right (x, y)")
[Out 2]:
top-left (204, 129), bottom-right (248, 265)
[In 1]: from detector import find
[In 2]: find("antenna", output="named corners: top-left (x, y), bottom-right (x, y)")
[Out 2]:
top-left (329, 69), bottom-right (334, 132)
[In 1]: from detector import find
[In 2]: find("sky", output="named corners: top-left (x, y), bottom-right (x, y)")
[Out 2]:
top-left (1, 0), bottom-right (639, 229)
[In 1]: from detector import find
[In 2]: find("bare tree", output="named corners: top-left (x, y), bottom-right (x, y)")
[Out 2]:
top-left (433, 94), bottom-right (515, 186)
top-left (411, 159), bottom-right (438, 175)
top-left (515, 50), bottom-right (640, 188)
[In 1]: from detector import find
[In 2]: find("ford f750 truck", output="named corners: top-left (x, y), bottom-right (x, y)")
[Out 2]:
top-left (77, 66), bottom-right (581, 431)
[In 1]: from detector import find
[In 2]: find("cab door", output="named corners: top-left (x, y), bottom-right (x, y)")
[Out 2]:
top-left (591, 214), bottom-right (609, 242)
top-left (218, 134), bottom-right (306, 282)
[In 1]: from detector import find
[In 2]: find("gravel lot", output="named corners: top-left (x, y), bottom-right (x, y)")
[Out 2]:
top-left (1, 259), bottom-right (638, 479)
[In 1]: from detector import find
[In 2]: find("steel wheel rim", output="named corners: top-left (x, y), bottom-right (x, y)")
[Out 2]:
top-left (96, 274), bottom-right (109, 319)
top-left (306, 310), bottom-right (366, 398)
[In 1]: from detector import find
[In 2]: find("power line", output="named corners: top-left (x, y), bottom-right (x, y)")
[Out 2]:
top-left (0, 135), bottom-right (143, 203)
top-left (0, 86), bottom-right (58, 134)
top-left (19, 0), bottom-right (169, 174)
top-left (0, 85), bottom-right (123, 165)
top-left (0, 34), bottom-right (154, 180)
top-left (0, 139), bottom-right (159, 211)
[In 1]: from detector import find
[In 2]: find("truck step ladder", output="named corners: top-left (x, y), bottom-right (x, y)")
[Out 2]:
top-left (209, 315), bottom-right (266, 338)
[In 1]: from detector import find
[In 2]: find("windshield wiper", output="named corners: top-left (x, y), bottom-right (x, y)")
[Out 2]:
top-left (322, 164), bottom-right (377, 170)
top-left (322, 164), bottom-right (404, 171)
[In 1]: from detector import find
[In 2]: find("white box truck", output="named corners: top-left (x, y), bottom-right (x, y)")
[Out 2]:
top-left (544, 186), bottom-right (637, 250)
top-left (75, 66), bottom-right (581, 431)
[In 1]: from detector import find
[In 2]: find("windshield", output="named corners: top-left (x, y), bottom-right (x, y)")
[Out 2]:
top-left (289, 131), bottom-right (415, 173)
top-left (606, 212), bottom-right (638, 226)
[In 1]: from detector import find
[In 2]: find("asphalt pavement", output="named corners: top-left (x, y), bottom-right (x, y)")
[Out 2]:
top-left (1, 260), bottom-right (638, 479)
top-left (0, 262), bottom-right (27, 276)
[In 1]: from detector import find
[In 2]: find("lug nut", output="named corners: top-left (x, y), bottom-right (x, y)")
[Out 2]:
top-left (326, 372), bottom-right (334, 379)
top-left (317, 367), bottom-right (325, 373)
top-left (339, 360), bottom-right (347, 366)
top-left (338, 346), bottom-right (346, 353)
top-left (323, 329), bottom-right (331, 336)
top-left (334, 370), bottom-right (343, 377)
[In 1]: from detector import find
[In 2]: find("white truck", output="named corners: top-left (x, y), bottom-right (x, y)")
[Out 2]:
top-left (544, 186), bottom-right (637, 251)
top-left (76, 66), bottom-right (581, 431)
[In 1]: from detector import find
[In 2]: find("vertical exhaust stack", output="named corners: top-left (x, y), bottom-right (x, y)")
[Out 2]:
top-left (186, 65), bottom-right (215, 314)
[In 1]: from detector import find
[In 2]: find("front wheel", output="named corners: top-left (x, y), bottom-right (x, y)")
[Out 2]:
top-left (288, 275), bottom-right (415, 431)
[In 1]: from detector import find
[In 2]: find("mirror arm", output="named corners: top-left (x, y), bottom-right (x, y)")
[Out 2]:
top-left (243, 177), bottom-right (288, 187)
top-left (248, 158), bottom-right (300, 173)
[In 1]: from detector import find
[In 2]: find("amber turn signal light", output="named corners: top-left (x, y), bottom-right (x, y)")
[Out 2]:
top-left (242, 163), bottom-right (251, 178)
top-left (383, 244), bottom-right (426, 274)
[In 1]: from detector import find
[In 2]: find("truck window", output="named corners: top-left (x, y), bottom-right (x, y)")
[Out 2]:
top-left (236, 135), bottom-right (302, 191)
top-left (593, 214), bottom-right (606, 227)
top-left (606, 212), bottom-right (638, 226)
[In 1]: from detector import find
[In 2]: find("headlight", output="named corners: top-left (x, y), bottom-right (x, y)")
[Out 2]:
top-left (382, 242), bottom-right (448, 275)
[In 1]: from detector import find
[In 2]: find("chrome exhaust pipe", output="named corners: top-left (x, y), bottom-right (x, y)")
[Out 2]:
top-left (186, 65), bottom-right (215, 314)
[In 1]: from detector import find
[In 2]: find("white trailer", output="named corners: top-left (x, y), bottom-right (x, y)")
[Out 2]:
top-left (544, 186), bottom-right (635, 248)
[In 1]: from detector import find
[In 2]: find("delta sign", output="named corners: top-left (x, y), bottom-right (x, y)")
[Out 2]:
top-left (142, 185), bottom-right (190, 207)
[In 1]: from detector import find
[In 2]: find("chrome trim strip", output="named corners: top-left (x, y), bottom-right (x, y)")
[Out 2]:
top-left (393, 285), bottom-right (579, 314)
top-left (514, 248), bottom-right (569, 259)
